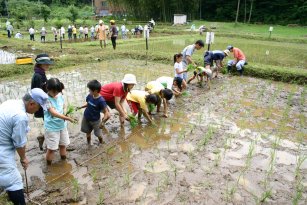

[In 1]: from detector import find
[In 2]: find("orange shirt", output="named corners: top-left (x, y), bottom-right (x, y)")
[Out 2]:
top-left (233, 47), bottom-right (246, 60)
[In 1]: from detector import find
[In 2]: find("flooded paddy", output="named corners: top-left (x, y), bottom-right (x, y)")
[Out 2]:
top-left (0, 59), bottom-right (306, 204)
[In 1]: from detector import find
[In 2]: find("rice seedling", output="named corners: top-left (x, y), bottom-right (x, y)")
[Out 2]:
top-left (148, 103), bottom-right (155, 113)
top-left (181, 90), bottom-right (190, 97)
top-left (213, 149), bottom-right (222, 167)
top-left (128, 114), bottom-right (138, 128)
top-left (259, 189), bottom-right (272, 203)
top-left (71, 178), bottom-right (80, 202)
top-left (123, 172), bottom-right (131, 186)
top-left (97, 191), bottom-right (104, 205)
top-left (186, 64), bottom-right (196, 72)
top-left (169, 161), bottom-right (178, 181)
top-left (90, 168), bottom-right (98, 183)
top-left (197, 126), bottom-right (215, 150)
top-left (244, 139), bottom-right (256, 169)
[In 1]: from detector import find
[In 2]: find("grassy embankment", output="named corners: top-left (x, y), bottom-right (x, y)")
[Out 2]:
top-left (0, 20), bottom-right (306, 84)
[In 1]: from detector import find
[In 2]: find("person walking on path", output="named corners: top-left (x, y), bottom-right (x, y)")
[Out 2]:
top-left (40, 27), bottom-right (47, 43)
top-left (100, 74), bottom-right (137, 127)
top-left (181, 40), bottom-right (204, 81)
top-left (31, 54), bottom-right (53, 150)
top-left (97, 20), bottom-right (107, 48)
top-left (110, 20), bottom-right (118, 50)
top-left (29, 27), bottom-right (35, 41)
top-left (203, 50), bottom-right (230, 78)
top-left (226, 45), bottom-right (246, 75)
top-left (0, 88), bottom-right (48, 205)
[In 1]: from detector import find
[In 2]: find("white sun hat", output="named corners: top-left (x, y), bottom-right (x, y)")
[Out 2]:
top-left (122, 74), bottom-right (137, 84)
top-left (99, 20), bottom-right (104, 24)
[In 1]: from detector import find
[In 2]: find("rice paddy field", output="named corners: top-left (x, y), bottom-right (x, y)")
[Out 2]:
top-left (0, 21), bottom-right (306, 204)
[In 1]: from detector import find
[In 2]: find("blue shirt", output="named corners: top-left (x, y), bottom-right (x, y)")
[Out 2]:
top-left (84, 95), bottom-right (107, 122)
top-left (44, 94), bottom-right (67, 131)
top-left (211, 50), bottom-right (226, 60)
top-left (0, 100), bottom-right (29, 167)
top-left (181, 44), bottom-right (195, 66)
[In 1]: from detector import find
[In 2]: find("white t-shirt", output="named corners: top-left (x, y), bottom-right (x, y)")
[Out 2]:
top-left (90, 27), bottom-right (95, 33)
top-left (84, 27), bottom-right (89, 34)
top-left (174, 62), bottom-right (184, 79)
top-left (156, 76), bottom-right (173, 90)
top-left (29, 28), bottom-right (35, 34)
top-left (121, 25), bottom-right (126, 32)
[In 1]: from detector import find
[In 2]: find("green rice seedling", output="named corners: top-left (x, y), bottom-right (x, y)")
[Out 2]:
top-left (148, 103), bottom-right (155, 112)
top-left (123, 172), bottom-right (131, 186)
top-left (292, 179), bottom-right (304, 205)
top-left (197, 126), bottom-right (215, 150)
top-left (97, 191), bottom-right (104, 205)
top-left (214, 150), bottom-right (222, 167)
top-left (186, 64), bottom-right (196, 72)
top-left (71, 178), bottom-right (80, 202)
top-left (245, 139), bottom-right (256, 169)
top-left (90, 168), bottom-right (98, 183)
top-left (169, 162), bottom-right (178, 181)
top-left (128, 114), bottom-right (138, 128)
top-left (181, 90), bottom-right (190, 97)
top-left (259, 189), bottom-right (272, 203)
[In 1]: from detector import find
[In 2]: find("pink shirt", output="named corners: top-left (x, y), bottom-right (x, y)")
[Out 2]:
top-left (233, 47), bottom-right (246, 61)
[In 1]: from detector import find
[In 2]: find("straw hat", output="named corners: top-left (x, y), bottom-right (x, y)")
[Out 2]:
top-left (224, 49), bottom-right (230, 56)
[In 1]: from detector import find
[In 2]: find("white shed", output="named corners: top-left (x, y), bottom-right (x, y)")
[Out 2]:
top-left (174, 14), bottom-right (187, 24)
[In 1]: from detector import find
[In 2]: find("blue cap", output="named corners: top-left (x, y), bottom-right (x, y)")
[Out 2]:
top-left (29, 88), bottom-right (48, 111)
top-left (227, 45), bottom-right (233, 50)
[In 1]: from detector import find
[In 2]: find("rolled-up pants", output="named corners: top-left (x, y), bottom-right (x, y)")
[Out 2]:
top-left (228, 60), bottom-right (245, 71)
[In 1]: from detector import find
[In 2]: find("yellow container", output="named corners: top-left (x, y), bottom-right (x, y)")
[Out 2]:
top-left (16, 57), bottom-right (33, 65)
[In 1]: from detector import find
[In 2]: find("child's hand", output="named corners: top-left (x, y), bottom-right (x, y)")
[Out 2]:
top-left (68, 118), bottom-right (78, 123)
top-left (75, 107), bottom-right (81, 111)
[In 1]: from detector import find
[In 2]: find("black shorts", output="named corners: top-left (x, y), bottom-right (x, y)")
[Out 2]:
top-left (106, 101), bottom-right (116, 109)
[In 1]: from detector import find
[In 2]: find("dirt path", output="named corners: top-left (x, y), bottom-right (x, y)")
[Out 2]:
top-left (0, 59), bottom-right (306, 205)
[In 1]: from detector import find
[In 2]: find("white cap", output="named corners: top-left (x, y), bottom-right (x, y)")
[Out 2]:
top-left (99, 20), bottom-right (104, 24)
top-left (122, 74), bottom-right (137, 84)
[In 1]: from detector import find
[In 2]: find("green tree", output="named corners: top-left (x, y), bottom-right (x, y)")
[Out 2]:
top-left (67, 5), bottom-right (79, 23)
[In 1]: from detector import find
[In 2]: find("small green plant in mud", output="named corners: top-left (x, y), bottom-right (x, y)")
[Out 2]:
top-left (292, 151), bottom-right (306, 204)
top-left (197, 126), bottom-right (215, 150)
top-left (145, 161), bottom-right (155, 171)
top-left (259, 189), bottom-right (272, 203)
top-left (97, 191), bottom-right (104, 205)
top-left (244, 139), bottom-right (256, 170)
top-left (213, 149), bottom-right (222, 167)
top-left (123, 172), bottom-right (131, 186)
top-left (181, 90), bottom-right (190, 97)
top-left (65, 104), bottom-right (76, 116)
top-left (71, 178), bottom-right (80, 202)
top-left (128, 114), bottom-right (138, 128)
top-left (224, 183), bottom-right (236, 202)
top-left (169, 162), bottom-right (178, 181)
top-left (90, 168), bottom-right (98, 182)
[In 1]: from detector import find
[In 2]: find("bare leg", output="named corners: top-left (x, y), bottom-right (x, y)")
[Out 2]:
top-left (59, 145), bottom-right (67, 159)
top-left (86, 133), bottom-right (91, 144)
top-left (46, 149), bottom-right (55, 165)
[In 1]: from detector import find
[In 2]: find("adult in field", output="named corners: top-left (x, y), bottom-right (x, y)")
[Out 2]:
top-left (181, 40), bottom-right (205, 81)
top-left (100, 74), bottom-right (137, 127)
top-left (97, 20), bottom-right (107, 48)
top-left (0, 88), bottom-right (48, 205)
top-left (67, 25), bottom-right (73, 41)
top-left (29, 27), bottom-right (35, 41)
top-left (40, 27), bottom-right (47, 43)
top-left (31, 54), bottom-right (53, 150)
top-left (110, 20), bottom-right (118, 50)
top-left (226, 45), bottom-right (246, 75)
top-left (6, 22), bottom-right (13, 38)
top-left (204, 50), bottom-right (230, 78)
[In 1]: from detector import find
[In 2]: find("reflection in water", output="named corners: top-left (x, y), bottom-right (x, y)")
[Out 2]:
top-left (0, 49), bottom-right (16, 64)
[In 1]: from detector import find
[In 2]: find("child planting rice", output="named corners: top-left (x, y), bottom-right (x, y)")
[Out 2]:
top-left (145, 81), bottom-right (173, 118)
top-left (77, 80), bottom-right (110, 145)
top-left (44, 78), bottom-right (76, 165)
top-left (187, 67), bottom-right (212, 89)
top-left (156, 76), bottom-right (183, 96)
top-left (126, 90), bottom-right (158, 124)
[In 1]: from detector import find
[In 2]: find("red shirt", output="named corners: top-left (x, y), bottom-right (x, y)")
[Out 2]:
top-left (100, 82), bottom-right (127, 102)
top-left (233, 47), bottom-right (246, 61)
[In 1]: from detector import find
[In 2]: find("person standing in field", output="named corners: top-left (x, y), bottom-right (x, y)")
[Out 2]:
top-left (72, 25), bottom-right (77, 41)
top-left (0, 88), bottom-right (48, 205)
top-left (110, 20), bottom-right (118, 50)
top-left (97, 20), bottom-right (107, 48)
top-left (44, 78), bottom-right (76, 165)
top-left (6, 22), bottom-right (13, 38)
top-left (84, 25), bottom-right (89, 39)
top-left (60, 26), bottom-right (65, 39)
top-left (31, 54), bottom-right (53, 150)
top-left (77, 80), bottom-right (110, 145)
top-left (40, 27), bottom-right (47, 43)
top-left (181, 40), bottom-right (205, 81)
top-left (226, 45), bottom-right (246, 75)
top-left (29, 27), bottom-right (35, 41)
top-left (203, 50), bottom-right (230, 78)
top-left (90, 25), bottom-right (95, 40)
top-left (67, 25), bottom-right (73, 41)
top-left (121, 24), bottom-right (126, 39)
top-left (100, 74), bottom-right (137, 126)
top-left (79, 26), bottom-right (84, 39)
top-left (52, 27), bottom-right (58, 42)
top-left (174, 53), bottom-right (187, 90)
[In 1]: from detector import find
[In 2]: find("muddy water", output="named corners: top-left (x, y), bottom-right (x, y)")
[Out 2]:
top-left (0, 49), bottom-right (16, 64)
top-left (0, 59), bottom-right (306, 204)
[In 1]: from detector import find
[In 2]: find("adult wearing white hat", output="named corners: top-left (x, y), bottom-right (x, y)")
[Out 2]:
top-left (60, 26), bottom-right (65, 39)
top-left (96, 20), bottom-right (107, 48)
top-left (0, 88), bottom-right (48, 205)
top-left (100, 74), bottom-right (137, 126)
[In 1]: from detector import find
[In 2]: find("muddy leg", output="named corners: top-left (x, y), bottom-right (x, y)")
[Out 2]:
top-left (86, 133), bottom-right (91, 145)
top-left (46, 149), bottom-right (55, 165)
top-left (37, 135), bottom-right (45, 151)
top-left (59, 145), bottom-right (67, 160)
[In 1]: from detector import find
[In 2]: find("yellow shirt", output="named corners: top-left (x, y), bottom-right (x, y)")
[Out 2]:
top-left (145, 81), bottom-right (164, 96)
top-left (72, 27), bottom-right (77, 34)
top-left (126, 90), bottom-right (149, 112)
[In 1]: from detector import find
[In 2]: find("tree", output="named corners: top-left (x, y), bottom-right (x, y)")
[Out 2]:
top-left (248, 0), bottom-right (254, 23)
top-left (68, 5), bottom-right (79, 23)
top-left (235, 0), bottom-right (241, 24)
top-left (40, 4), bottom-right (51, 22)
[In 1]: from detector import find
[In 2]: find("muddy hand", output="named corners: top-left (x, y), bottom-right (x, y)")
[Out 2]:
top-left (20, 157), bottom-right (29, 170)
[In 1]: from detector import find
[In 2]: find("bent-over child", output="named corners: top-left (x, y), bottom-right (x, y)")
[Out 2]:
top-left (187, 67), bottom-right (212, 89)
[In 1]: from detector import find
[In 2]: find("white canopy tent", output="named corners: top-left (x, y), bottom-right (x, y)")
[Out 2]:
top-left (174, 14), bottom-right (187, 25)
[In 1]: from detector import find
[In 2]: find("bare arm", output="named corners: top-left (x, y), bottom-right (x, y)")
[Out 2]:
top-left (78, 102), bottom-right (88, 109)
top-left (186, 55), bottom-right (194, 65)
top-left (142, 109), bottom-right (153, 123)
top-left (115, 96), bottom-right (128, 119)
top-left (48, 107), bottom-right (75, 122)
top-left (16, 146), bottom-right (28, 170)
top-left (162, 98), bottom-right (168, 117)
top-left (101, 107), bottom-right (111, 123)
